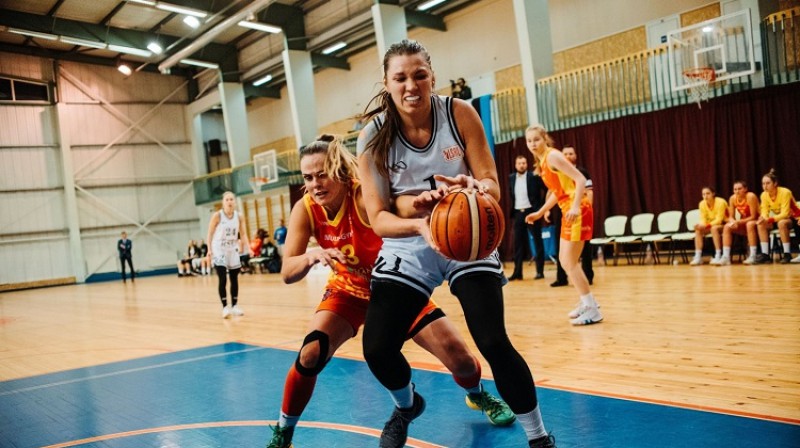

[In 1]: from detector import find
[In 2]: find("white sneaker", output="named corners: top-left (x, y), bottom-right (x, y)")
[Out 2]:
top-left (570, 305), bottom-right (603, 326)
top-left (709, 256), bottom-right (722, 265)
top-left (568, 302), bottom-right (602, 319)
top-left (791, 254), bottom-right (800, 264)
top-left (743, 254), bottom-right (757, 265)
top-left (222, 305), bottom-right (231, 319)
top-left (689, 257), bottom-right (703, 266)
top-left (231, 305), bottom-right (244, 316)
top-left (716, 256), bottom-right (731, 266)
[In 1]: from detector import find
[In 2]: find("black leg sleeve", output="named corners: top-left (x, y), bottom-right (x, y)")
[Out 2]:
top-left (215, 266), bottom-right (227, 299)
top-left (362, 280), bottom-right (429, 391)
top-left (451, 274), bottom-right (538, 414)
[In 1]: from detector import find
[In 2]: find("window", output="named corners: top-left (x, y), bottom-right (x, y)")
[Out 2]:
top-left (0, 76), bottom-right (51, 103)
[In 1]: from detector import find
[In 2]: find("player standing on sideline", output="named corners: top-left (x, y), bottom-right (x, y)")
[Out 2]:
top-left (266, 136), bottom-right (515, 448)
top-left (357, 40), bottom-right (555, 448)
top-left (206, 191), bottom-right (251, 318)
top-left (524, 125), bottom-right (602, 326)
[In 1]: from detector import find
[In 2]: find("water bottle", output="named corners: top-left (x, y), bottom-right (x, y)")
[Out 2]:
top-left (596, 246), bottom-right (604, 265)
top-left (644, 244), bottom-right (654, 265)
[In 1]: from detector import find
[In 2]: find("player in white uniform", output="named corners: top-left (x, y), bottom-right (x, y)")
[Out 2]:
top-left (206, 191), bottom-right (251, 318)
top-left (357, 40), bottom-right (556, 448)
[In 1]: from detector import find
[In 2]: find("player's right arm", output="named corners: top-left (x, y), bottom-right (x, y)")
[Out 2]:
top-left (281, 198), bottom-right (347, 284)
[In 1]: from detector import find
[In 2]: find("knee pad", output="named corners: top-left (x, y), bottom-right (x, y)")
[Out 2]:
top-left (294, 330), bottom-right (330, 376)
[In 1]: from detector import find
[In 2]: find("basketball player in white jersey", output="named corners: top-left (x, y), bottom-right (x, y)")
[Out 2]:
top-left (357, 40), bottom-right (556, 448)
top-left (206, 191), bottom-right (251, 318)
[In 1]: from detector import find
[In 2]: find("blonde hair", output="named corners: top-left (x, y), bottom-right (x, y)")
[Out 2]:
top-left (525, 124), bottom-right (555, 147)
top-left (299, 134), bottom-right (359, 183)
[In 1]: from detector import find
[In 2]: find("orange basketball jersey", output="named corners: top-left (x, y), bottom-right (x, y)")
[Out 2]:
top-left (304, 182), bottom-right (382, 300)
top-left (732, 196), bottom-right (753, 220)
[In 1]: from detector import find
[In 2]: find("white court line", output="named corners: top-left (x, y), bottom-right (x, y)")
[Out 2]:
top-left (0, 345), bottom-right (268, 397)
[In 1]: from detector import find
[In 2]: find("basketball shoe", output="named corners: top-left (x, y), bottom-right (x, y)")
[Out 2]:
top-left (753, 253), bottom-right (772, 264)
top-left (779, 253), bottom-right (792, 264)
top-left (266, 424), bottom-right (294, 448)
top-left (743, 254), bottom-right (758, 265)
top-left (709, 256), bottom-right (723, 265)
top-left (222, 306), bottom-right (231, 319)
top-left (570, 305), bottom-right (603, 325)
top-left (465, 390), bottom-right (516, 426)
top-left (716, 255), bottom-right (731, 266)
top-left (689, 256), bottom-right (703, 266)
top-left (791, 254), bottom-right (800, 264)
top-left (529, 433), bottom-right (557, 448)
top-left (231, 305), bottom-right (244, 316)
top-left (568, 302), bottom-right (602, 319)
top-left (379, 390), bottom-right (426, 448)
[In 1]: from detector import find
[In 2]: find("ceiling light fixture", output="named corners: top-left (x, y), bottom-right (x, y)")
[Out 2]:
top-left (127, 0), bottom-right (157, 5)
top-left (417, 0), bottom-right (448, 11)
top-left (321, 41), bottom-right (347, 55)
top-left (108, 44), bottom-right (152, 57)
top-left (60, 36), bottom-right (107, 49)
top-left (117, 62), bottom-right (133, 76)
top-left (180, 58), bottom-right (219, 69)
top-left (183, 15), bottom-right (201, 28)
top-left (7, 28), bottom-right (58, 41)
top-left (146, 42), bottom-right (163, 54)
top-left (156, 2), bottom-right (208, 18)
top-left (252, 74), bottom-right (273, 86)
top-left (237, 21), bottom-right (281, 34)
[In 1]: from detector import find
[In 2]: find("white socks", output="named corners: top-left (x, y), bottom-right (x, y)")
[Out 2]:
top-left (388, 383), bottom-right (414, 409)
top-left (517, 405), bottom-right (548, 440)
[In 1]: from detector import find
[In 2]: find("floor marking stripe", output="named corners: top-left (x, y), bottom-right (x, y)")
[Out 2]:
top-left (0, 346), bottom-right (267, 397)
top-left (41, 420), bottom-right (446, 448)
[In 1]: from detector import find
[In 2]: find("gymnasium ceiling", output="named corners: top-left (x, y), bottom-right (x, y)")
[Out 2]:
top-left (0, 0), bottom-right (478, 98)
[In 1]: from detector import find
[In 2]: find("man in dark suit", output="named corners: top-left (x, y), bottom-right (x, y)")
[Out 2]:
top-left (118, 231), bottom-right (134, 283)
top-left (508, 155), bottom-right (545, 280)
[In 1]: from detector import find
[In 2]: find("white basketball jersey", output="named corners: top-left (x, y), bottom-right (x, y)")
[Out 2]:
top-left (212, 210), bottom-right (241, 268)
top-left (358, 95), bottom-right (468, 196)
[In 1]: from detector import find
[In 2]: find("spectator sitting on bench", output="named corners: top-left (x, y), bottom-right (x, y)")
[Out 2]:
top-left (177, 240), bottom-right (200, 277)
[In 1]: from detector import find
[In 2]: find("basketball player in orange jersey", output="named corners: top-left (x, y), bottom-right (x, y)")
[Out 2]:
top-left (751, 169), bottom-right (799, 264)
top-left (717, 180), bottom-right (759, 265)
top-left (524, 125), bottom-right (602, 326)
top-left (266, 135), bottom-right (514, 448)
top-left (358, 40), bottom-right (555, 448)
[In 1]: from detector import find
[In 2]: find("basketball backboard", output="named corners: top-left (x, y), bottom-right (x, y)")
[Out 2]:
top-left (667, 9), bottom-right (756, 92)
top-left (252, 149), bottom-right (279, 186)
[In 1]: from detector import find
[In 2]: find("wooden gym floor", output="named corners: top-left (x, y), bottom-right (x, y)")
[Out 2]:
top-left (1, 261), bottom-right (798, 447)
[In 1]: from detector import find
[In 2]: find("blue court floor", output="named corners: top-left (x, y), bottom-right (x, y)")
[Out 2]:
top-left (1, 343), bottom-right (798, 448)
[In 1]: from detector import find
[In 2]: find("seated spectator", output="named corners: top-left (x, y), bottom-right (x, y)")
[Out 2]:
top-left (749, 169), bottom-right (798, 264)
top-left (690, 186), bottom-right (728, 266)
top-left (717, 181), bottom-right (759, 265)
top-left (193, 239), bottom-right (210, 275)
top-left (451, 77), bottom-right (472, 100)
top-left (250, 237), bottom-right (282, 274)
top-left (177, 240), bottom-right (199, 276)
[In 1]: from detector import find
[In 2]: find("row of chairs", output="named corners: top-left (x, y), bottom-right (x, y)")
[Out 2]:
top-left (590, 210), bottom-right (706, 265)
top-left (591, 208), bottom-right (798, 265)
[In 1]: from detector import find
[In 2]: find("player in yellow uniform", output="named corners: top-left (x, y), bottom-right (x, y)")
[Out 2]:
top-left (690, 187), bottom-right (728, 265)
top-left (717, 180), bottom-right (759, 265)
top-left (524, 125), bottom-right (601, 326)
top-left (266, 135), bottom-right (514, 448)
top-left (751, 169), bottom-right (799, 264)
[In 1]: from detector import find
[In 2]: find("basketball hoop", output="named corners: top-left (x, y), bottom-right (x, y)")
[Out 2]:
top-left (682, 67), bottom-right (716, 108)
top-left (248, 176), bottom-right (268, 195)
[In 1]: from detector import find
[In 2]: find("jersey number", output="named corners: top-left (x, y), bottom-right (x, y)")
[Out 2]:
top-left (339, 244), bottom-right (360, 266)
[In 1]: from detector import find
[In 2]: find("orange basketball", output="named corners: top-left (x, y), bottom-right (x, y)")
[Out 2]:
top-left (429, 188), bottom-right (505, 262)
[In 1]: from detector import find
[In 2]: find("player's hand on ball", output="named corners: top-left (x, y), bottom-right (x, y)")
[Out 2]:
top-left (433, 174), bottom-right (487, 193)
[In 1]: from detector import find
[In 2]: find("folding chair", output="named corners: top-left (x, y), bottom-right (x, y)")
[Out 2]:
top-left (589, 215), bottom-right (628, 266)
top-left (641, 210), bottom-right (683, 264)
top-left (614, 213), bottom-right (654, 264)
top-left (671, 209), bottom-right (700, 263)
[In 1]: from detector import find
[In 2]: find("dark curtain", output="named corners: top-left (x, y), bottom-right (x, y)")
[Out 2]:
top-left (494, 83), bottom-right (800, 260)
